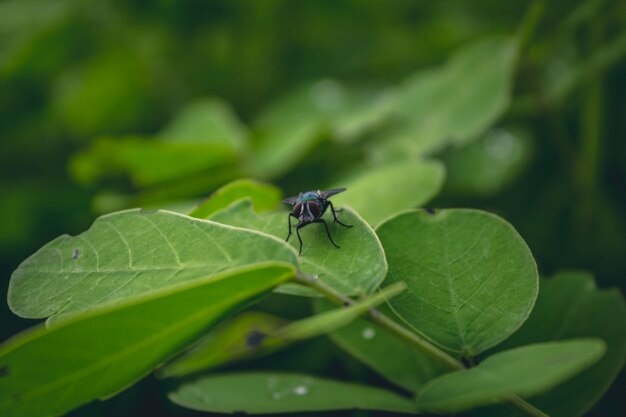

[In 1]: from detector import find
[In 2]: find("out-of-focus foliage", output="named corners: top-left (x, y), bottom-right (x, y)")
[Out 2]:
top-left (2, 0), bottom-right (626, 416)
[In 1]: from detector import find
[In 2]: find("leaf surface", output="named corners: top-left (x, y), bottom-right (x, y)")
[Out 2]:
top-left (8, 209), bottom-right (296, 320)
top-left (169, 372), bottom-right (417, 414)
top-left (416, 339), bottom-right (606, 413)
top-left (0, 263), bottom-right (295, 417)
top-left (211, 201), bottom-right (387, 297)
top-left (376, 209), bottom-right (538, 354)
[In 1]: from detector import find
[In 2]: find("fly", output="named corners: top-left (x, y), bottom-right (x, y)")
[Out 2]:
top-left (283, 188), bottom-right (352, 256)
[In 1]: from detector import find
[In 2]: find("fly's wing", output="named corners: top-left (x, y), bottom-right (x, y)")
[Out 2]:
top-left (319, 188), bottom-right (346, 199)
top-left (282, 195), bottom-right (299, 205)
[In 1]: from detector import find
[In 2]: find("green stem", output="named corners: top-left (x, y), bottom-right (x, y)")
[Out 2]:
top-left (294, 272), bottom-right (551, 417)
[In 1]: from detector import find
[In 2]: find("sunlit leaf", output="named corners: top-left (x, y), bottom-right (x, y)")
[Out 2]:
top-left (8, 209), bottom-right (297, 321)
top-left (169, 372), bottom-right (418, 414)
top-left (211, 201), bottom-right (387, 297)
top-left (159, 98), bottom-right (248, 152)
top-left (69, 136), bottom-right (238, 186)
top-left (331, 159), bottom-right (445, 226)
top-left (416, 339), bottom-right (605, 413)
top-left (376, 209), bottom-right (538, 355)
top-left (0, 263), bottom-right (296, 417)
top-left (189, 178), bottom-right (282, 219)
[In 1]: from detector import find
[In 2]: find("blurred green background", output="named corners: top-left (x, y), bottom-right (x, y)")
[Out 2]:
top-left (1, 0), bottom-right (625, 416)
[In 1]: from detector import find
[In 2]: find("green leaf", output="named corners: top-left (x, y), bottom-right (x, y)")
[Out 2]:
top-left (396, 36), bottom-right (518, 153)
top-left (168, 372), bottom-right (418, 414)
top-left (331, 159), bottom-right (445, 226)
top-left (484, 271), bottom-right (626, 417)
top-left (8, 209), bottom-right (297, 321)
top-left (160, 282), bottom-right (405, 378)
top-left (416, 339), bottom-right (606, 413)
top-left (315, 300), bottom-right (447, 392)
top-left (211, 201), bottom-right (387, 297)
top-left (376, 209), bottom-right (538, 355)
top-left (189, 178), bottom-right (282, 219)
top-left (159, 97), bottom-right (249, 152)
top-left (69, 136), bottom-right (238, 186)
top-left (0, 263), bottom-right (296, 417)
top-left (250, 80), bottom-right (350, 179)
top-left (334, 36), bottom-right (517, 152)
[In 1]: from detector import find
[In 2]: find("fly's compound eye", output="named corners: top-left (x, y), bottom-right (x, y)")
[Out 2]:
top-left (293, 202), bottom-right (303, 216)
top-left (307, 201), bottom-right (321, 218)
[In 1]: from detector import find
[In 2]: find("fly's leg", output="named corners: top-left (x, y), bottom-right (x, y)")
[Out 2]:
top-left (286, 213), bottom-right (297, 242)
top-left (295, 223), bottom-right (305, 256)
top-left (314, 219), bottom-right (340, 249)
top-left (328, 201), bottom-right (352, 228)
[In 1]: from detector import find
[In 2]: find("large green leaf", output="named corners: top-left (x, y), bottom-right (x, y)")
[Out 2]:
top-left (0, 263), bottom-right (296, 417)
top-left (158, 98), bottom-right (248, 152)
top-left (416, 339), bottom-right (606, 413)
top-left (376, 209), bottom-right (538, 355)
top-left (210, 201), bottom-right (387, 297)
top-left (333, 36), bottom-right (517, 153)
top-left (168, 372), bottom-right (418, 414)
top-left (69, 136), bottom-right (238, 186)
top-left (160, 282), bottom-right (405, 378)
top-left (331, 159), bottom-right (445, 226)
top-left (395, 36), bottom-right (517, 153)
top-left (189, 178), bottom-right (282, 219)
top-left (315, 300), bottom-right (446, 392)
top-left (483, 271), bottom-right (626, 417)
top-left (8, 209), bottom-right (297, 321)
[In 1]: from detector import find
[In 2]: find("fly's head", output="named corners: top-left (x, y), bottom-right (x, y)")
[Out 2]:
top-left (292, 191), bottom-right (324, 224)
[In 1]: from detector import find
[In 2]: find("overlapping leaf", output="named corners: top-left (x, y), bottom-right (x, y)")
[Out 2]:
top-left (416, 339), bottom-right (605, 413)
top-left (189, 178), bottom-right (282, 219)
top-left (315, 300), bottom-right (446, 392)
top-left (483, 271), bottom-right (626, 417)
top-left (8, 209), bottom-right (297, 321)
top-left (0, 263), bottom-right (296, 417)
top-left (161, 283), bottom-right (405, 378)
top-left (376, 209), bottom-right (538, 355)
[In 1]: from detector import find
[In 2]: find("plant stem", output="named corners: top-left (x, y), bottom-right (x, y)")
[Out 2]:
top-left (294, 272), bottom-right (551, 417)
